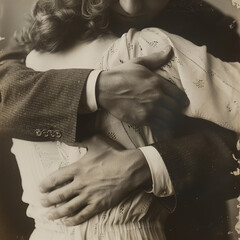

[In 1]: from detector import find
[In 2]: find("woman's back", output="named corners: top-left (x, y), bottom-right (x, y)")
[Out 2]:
top-left (13, 30), bottom-right (168, 240)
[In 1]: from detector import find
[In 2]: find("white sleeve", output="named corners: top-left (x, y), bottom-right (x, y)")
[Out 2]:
top-left (136, 28), bottom-right (240, 134)
top-left (139, 146), bottom-right (174, 197)
top-left (86, 70), bottom-right (102, 112)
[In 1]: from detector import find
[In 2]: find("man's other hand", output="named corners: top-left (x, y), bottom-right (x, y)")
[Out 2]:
top-left (39, 135), bottom-right (151, 226)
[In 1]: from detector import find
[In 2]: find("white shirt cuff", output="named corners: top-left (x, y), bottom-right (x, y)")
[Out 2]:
top-left (86, 70), bottom-right (102, 112)
top-left (139, 146), bottom-right (174, 197)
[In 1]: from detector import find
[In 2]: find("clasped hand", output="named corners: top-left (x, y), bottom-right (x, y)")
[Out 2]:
top-left (40, 135), bottom-right (150, 226)
top-left (97, 46), bottom-right (189, 129)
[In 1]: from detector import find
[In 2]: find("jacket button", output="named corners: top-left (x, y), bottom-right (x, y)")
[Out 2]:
top-left (35, 129), bottom-right (42, 137)
top-left (55, 130), bottom-right (62, 139)
top-left (48, 130), bottom-right (56, 138)
top-left (42, 129), bottom-right (49, 138)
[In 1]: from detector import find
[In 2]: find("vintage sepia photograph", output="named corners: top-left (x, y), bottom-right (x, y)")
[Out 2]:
top-left (0, 0), bottom-right (240, 239)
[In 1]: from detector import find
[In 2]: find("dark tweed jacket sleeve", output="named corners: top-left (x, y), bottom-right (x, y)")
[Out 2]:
top-left (152, 0), bottom-right (240, 204)
top-left (152, 117), bottom-right (240, 208)
top-left (0, 44), bottom-right (93, 142)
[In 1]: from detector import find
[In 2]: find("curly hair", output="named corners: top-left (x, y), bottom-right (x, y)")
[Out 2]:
top-left (17, 0), bottom-right (111, 52)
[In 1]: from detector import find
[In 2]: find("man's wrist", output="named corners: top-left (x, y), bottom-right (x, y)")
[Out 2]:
top-left (139, 146), bottom-right (174, 197)
top-left (95, 70), bottom-right (109, 110)
top-left (124, 148), bottom-right (152, 191)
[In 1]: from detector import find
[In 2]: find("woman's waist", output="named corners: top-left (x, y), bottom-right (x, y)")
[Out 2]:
top-left (35, 218), bottom-right (165, 232)
top-left (27, 191), bottom-right (169, 228)
top-left (32, 217), bottom-right (166, 240)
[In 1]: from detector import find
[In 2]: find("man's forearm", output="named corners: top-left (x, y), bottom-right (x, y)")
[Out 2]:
top-left (0, 44), bottom-right (188, 143)
top-left (153, 123), bottom-right (240, 200)
top-left (0, 45), bottom-right (92, 142)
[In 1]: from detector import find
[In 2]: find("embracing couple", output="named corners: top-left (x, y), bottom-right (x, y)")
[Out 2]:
top-left (1, 0), bottom-right (240, 239)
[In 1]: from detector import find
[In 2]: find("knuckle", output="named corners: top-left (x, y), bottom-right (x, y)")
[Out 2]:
top-left (152, 92), bottom-right (163, 104)
top-left (77, 212), bottom-right (89, 223)
top-left (69, 186), bottom-right (77, 196)
top-left (50, 210), bottom-right (60, 219)
top-left (139, 110), bottom-right (148, 123)
top-left (80, 213), bottom-right (87, 221)
top-left (67, 205), bottom-right (76, 214)
top-left (75, 214), bottom-right (87, 224)
top-left (154, 75), bottom-right (164, 85)
top-left (41, 197), bottom-right (50, 207)
top-left (49, 176), bottom-right (57, 187)
top-left (39, 184), bottom-right (47, 193)
top-left (97, 201), bottom-right (106, 211)
top-left (160, 80), bottom-right (170, 91)
top-left (74, 182), bottom-right (84, 192)
top-left (64, 219), bottom-right (73, 226)
top-left (70, 220), bottom-right (78, 226)
top-left (155, 91), bottom-right (163, 100)
top-left (145, 104), bottom-right (154, 116)
top-left (57, 193), bottom-right (66, 202)
top-left (149, 76), bottom-right (160, 87)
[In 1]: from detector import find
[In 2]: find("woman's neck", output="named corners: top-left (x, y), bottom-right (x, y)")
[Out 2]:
top-left (26, 33), bottom-right (118, 71)
top-left (68, 34), bottom-right (118, 68)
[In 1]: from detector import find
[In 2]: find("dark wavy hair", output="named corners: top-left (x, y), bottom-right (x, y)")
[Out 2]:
top-left (17, 0), bottom-right (111, 52)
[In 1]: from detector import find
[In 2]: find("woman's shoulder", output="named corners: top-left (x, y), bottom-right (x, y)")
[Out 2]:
top-left (26, 49), bottom-right (71, 71)
top-left (26, 36), bottom-right (117, 71)
top-left (122, 28), bottom-right (174, 57)
top-left (26, 50), bottom-right (52, 71)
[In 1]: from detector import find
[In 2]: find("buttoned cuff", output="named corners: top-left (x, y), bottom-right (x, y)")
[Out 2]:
top-left (86, 70), bottom-right (101, 112)
top-left (139, 146), bottom-right (174, 197)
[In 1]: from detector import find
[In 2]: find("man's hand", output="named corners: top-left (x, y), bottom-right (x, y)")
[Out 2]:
top-left (96, 47), bottom-right (189, 128)
top-left (39, 135), bottom-right (151, 226)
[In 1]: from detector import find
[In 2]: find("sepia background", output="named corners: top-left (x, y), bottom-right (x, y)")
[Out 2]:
top-left (0, 0), bottom-right (239, 239)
